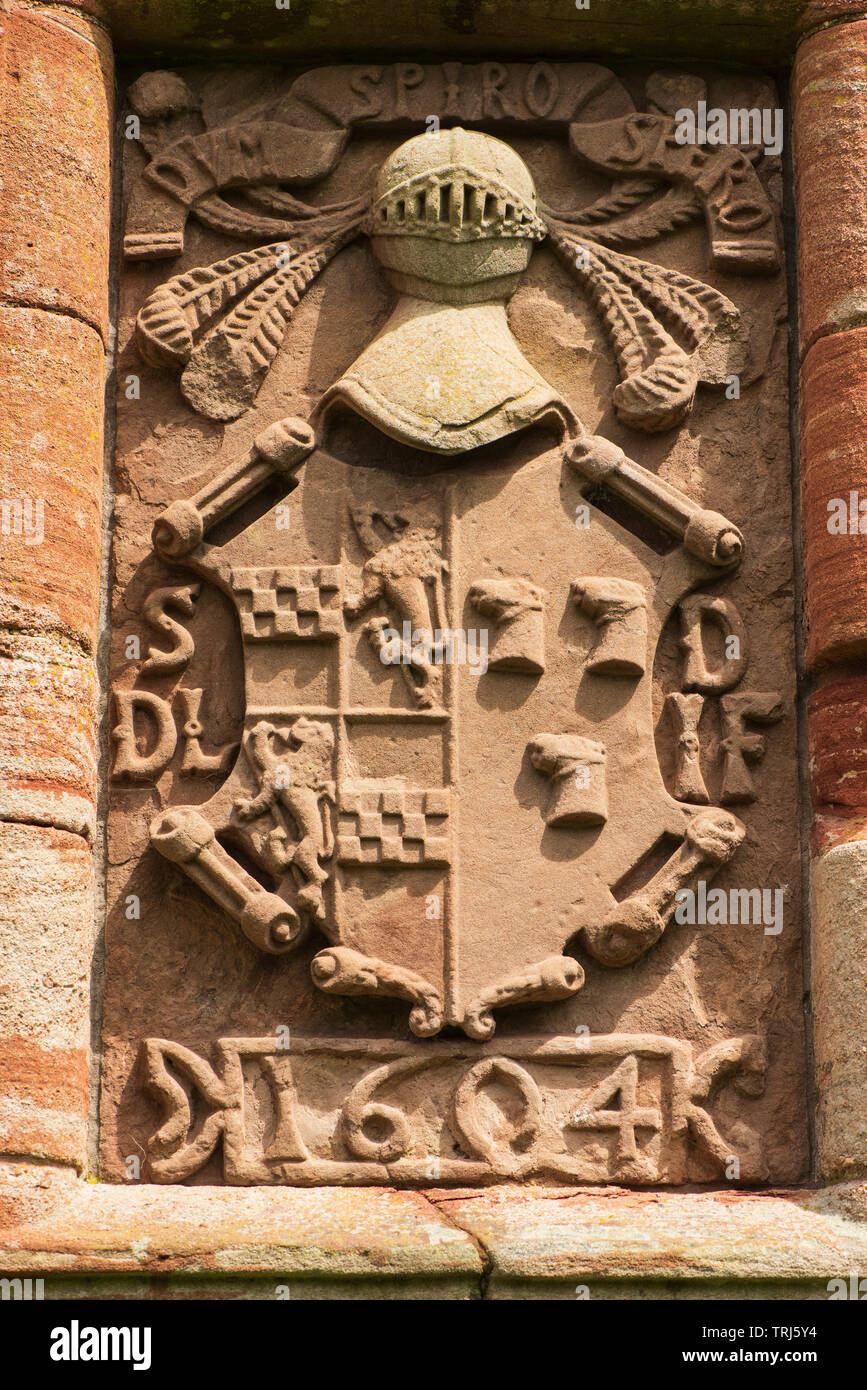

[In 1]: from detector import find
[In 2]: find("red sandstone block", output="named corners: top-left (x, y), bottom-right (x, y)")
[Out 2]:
top-left (809, 675), bottom-right (867, 808)
top-left (0, 631), bottom-right (96, 827)
top-left (0, 1038), bottom-right (88, 1122)
top-left (794, 20), bottom-right (867, 356)
top-left (0, 306), bottom-right (104, 652)
top-left (0, 822), bottom-right (93, 1169)
top-left (10, 1), bottom-right (108, 17)
top-left (801, 329), bottom-right (867, 669)
top-left (811, 809), bottom-right (867, 859)
top-left (0, 7), bottom-right (113, 340)
top-left (797, 1), bottom-right (867, 34)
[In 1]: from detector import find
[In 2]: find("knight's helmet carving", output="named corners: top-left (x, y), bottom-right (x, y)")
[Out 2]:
top-left (317, 128), bottom-right (576, 454)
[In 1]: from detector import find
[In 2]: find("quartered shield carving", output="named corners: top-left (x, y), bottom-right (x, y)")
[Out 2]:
top-left (128, 116), bottom-right (771, 1042)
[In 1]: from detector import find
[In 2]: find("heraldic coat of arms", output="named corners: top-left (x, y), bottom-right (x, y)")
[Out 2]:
top-left (105, 64), bottom-right (802, 1186)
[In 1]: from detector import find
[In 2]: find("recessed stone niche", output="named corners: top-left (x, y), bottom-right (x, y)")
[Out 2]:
top-left (100, 60), bottom-right (806, 1191)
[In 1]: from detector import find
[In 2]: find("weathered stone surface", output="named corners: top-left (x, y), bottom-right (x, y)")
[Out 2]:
top-left (812, 809), bottom-right (867, 860)
top-left (0, 635), bottom-right (96, 839)
top-left (792, 54), bottom-right (862, 983)
top-left (806, 1179), bottom-right (867, 1223)
top-left (811, 839), bottom-right (867, 1181)
top-left (0, 0), bottom-right (864, 1309)
top-left (3, 1171), bottom-right (867, 1299)
top-left (809, 675), bottom-right (867, 808)
top-left (0, 2), bottom-right (110, 1193)
top-left (0, 7), bottom-right (113, 341)
top-left (798, 0), bottom-right (867, 34)
top-left (0, 307), bottom-right (105, 653)
top-left (0, 1175), bottom-right (481, 1297)
top-left (5, 0), bottom-right (866, 1316)
top-left (4, 2), bottom-right (109, 17)
top-left (0, 824), bottom-right (94, 1169)
top-left (6, 1171), bottom-right (867, 1300)
top-left (801, 328), bottom-right (867, 670)
top-left (794, 20), bottom-right (867, 355)
top-left (98, 62), bottom-right (806, 1194)
top-left (430, 1185), bottom-right (867, 1297)
top-left (35, 0), bottom-right (844, 65)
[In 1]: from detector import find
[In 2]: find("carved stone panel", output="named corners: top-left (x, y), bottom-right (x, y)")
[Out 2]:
top-left (100, 62), bottom-right (807, 1186)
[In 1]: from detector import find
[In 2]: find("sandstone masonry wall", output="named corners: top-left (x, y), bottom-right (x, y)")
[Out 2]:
top-left (0, 2), bottom-right (113, 1171)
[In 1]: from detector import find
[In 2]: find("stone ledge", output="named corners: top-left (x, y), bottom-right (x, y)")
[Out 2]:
top-left (0, 1173), bottom-right (483, 1297)
top-left (21, 0), bottom-right (847, 65)
top-left (429, 1185), bottom-right (867, 1298)
top-left (2, 1176), bottom-right (867, 1298)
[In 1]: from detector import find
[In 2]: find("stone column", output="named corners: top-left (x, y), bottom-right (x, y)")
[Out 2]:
top-left (795, 18), bottom-right (867, 1182)
top-left (0, 3), bottom-right (113, 1171)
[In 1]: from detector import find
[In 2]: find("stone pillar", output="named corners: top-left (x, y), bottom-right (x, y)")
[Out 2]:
top-left (0, 4), bottom-right (113, 1171)
top-left (795, 19), bottom-right (867, 1182)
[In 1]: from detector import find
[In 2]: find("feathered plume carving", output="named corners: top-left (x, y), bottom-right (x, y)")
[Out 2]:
top-left (136, 201), bottom-right (368, 420)
top-left (131, 110), bottom-right (757, 431)
top-left (543, 208), bottom-right (749, 432)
